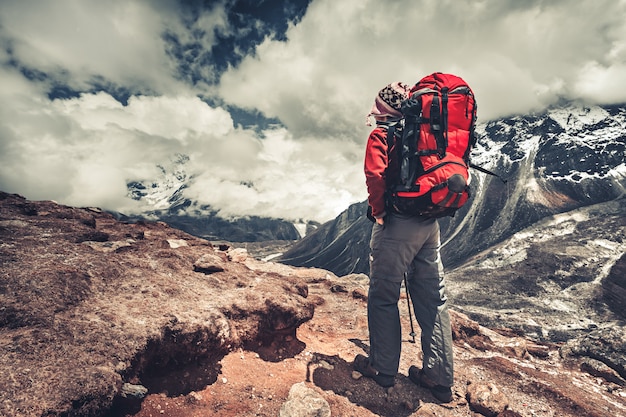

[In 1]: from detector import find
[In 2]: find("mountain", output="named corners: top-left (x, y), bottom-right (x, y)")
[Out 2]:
top-left (442, 102), bottom-right (626, 266)
top-left (447, 196), bottom-right (626, 340)
top-left (278, 102), bottom-right (626, 276)
top-left (274, 200), bottom-right (373, 274)
top-left (124, 154), bottom-right (305, 243)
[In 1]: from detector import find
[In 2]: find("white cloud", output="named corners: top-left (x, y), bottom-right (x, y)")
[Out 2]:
top-left (0, 62), bottom-right (361, 222)
top-left (575, 61), bottom-right (626, 104)
top-left (219, 0), bottom-right (626, 129)
top-left (0, 0), bottom-right (197, 94)
top-left (54, 93), bottom-right (234, 139)
top-left (184, 128), bottom-right (363, 222)
top-left (0, 67), bottom-right (240, 212)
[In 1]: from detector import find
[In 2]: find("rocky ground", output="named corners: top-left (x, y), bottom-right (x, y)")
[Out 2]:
top-left (445, 197), bottom-right (626, 341)
top-left (132, 274), bottom-right (626, 417)
top-left (1, 191), bottom-right (625, 417)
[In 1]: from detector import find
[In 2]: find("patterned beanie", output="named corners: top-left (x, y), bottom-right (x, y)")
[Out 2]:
top-left (366, 81), bottom-right (410, 125)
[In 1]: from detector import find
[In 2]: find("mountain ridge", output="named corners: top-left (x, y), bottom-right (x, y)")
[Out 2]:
top-left (121, 103), bottom-right (625, 265)
top-left (279, 102), bottom-right (626, 274)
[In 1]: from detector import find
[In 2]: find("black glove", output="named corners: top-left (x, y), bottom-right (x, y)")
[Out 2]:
top-left (366, 205), bottom-right (376, 223)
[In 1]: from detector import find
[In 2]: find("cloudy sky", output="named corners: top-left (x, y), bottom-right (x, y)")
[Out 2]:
top-left (1, 0), bottom-right (625, 223)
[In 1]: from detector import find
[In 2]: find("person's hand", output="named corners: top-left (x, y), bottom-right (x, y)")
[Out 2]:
top-left (376, 217), bottom-right (384, 225)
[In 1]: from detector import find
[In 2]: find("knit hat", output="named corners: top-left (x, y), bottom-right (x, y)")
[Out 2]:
top-left (366, 81), bottom-right (410, 125)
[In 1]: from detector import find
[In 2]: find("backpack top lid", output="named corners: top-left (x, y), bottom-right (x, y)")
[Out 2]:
top-left (411, 72), bottom-right (473, 96)
top-left (408, 72), bottom-right (477, 153)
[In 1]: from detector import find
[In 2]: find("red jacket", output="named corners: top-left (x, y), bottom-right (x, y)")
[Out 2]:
top-left (364, 124), bottom-right (398, 219)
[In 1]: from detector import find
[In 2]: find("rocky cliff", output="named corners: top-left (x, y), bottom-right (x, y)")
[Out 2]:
top-left (1, 192), bottom-right (625, 417)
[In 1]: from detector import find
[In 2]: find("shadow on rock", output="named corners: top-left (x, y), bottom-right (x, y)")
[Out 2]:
top-left (308, 353), bottom-right (426, 417)
top-left (348, 337), bottom-right (371, 355)
top-left (252, 328), bottom-right (307, 362)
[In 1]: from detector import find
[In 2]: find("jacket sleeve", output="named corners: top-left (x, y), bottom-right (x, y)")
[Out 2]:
top-left (364, 127), bottom-right (389, 219)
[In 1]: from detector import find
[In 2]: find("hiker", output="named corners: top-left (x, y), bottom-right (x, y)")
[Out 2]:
top-left (354, 81), bottom-right (455, 402)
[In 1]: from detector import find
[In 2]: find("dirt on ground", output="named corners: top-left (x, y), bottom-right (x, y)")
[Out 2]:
top-left (125, 274), bottom-right (626, 417)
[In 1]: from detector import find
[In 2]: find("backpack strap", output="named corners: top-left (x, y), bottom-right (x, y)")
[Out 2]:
top-left (429, 94), bottom-right (443, 154)
top-left (426, 88), bottom-right (449, 159)
top-left (385, 122), bottom-right (397, 149)
top-left (383, 120), bottom-right (416, 191)
top-left (462, 89), bottom-right (478, 161)
top-left (441, 87), bottom-right (449, 156)
top-left (382, 121), bottom-right (401, 179)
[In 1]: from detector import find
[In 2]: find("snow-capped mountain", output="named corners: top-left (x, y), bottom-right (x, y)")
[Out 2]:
top-left (442, 102), bottom-right (625, 265)
top-left (127, 154), bottom-right (190, 211)
top-left (124, 154), bottom-right (304, 243)
top-left (278, 102), bottom-right (626, 275)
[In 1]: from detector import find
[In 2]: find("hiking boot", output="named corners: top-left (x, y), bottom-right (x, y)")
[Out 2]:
top-left (408, 365), bottom-right (453, 402)
top-left (353, 354), bottom-right (395, 387)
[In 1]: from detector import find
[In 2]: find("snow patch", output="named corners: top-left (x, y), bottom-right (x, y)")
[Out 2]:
top-left (293, 223), bottom-right (308, 239)
top-left (262, 253), bottom-right (283, 262)
top-left (517, 134), bottom-right (541, 156)
top-left (609, 163), bottom-right (626, 181)
top-left (549, 105), bottom-right (609, 131)
top-left (542, 298), bottom-right (575, 312)
top-left (480, 247), bottom-right (528, 269)
top-left (591, 238), bottom-right (620, 251)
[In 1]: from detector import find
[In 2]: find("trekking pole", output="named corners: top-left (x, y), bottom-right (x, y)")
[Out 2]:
top-left (403, 272), bottom-right (416, 343)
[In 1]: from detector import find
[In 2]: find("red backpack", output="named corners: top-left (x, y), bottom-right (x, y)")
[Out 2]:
top-left (387, 72), bottom-right (478, 218)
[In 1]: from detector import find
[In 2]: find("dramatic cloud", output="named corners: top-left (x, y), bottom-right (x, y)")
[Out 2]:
top-left (0, 82), bottom-right (231, 208)
top-left (1, 0), bottom-right (625, 222)
top-left (0, 1), bottom-right (189, 95)
top-left (220, 0), bottom-right (626, 135)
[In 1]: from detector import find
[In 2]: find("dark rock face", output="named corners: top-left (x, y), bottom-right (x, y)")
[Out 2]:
top-left (603, 253), bottom-right (626, 317)
top-left (0, 191), bottom-right (313, 417)
top-left (561, 327), bottom-right (626, 384)
top-left (278, 201), bottom-right (372, 275)
top-left (149, 211), bottom-right (302, 242)
top-left (118, 208), bottom-right (302, 243)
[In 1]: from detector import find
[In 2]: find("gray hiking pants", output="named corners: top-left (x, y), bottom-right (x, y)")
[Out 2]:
top-left (367, 212), bottom-right (454, 387)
